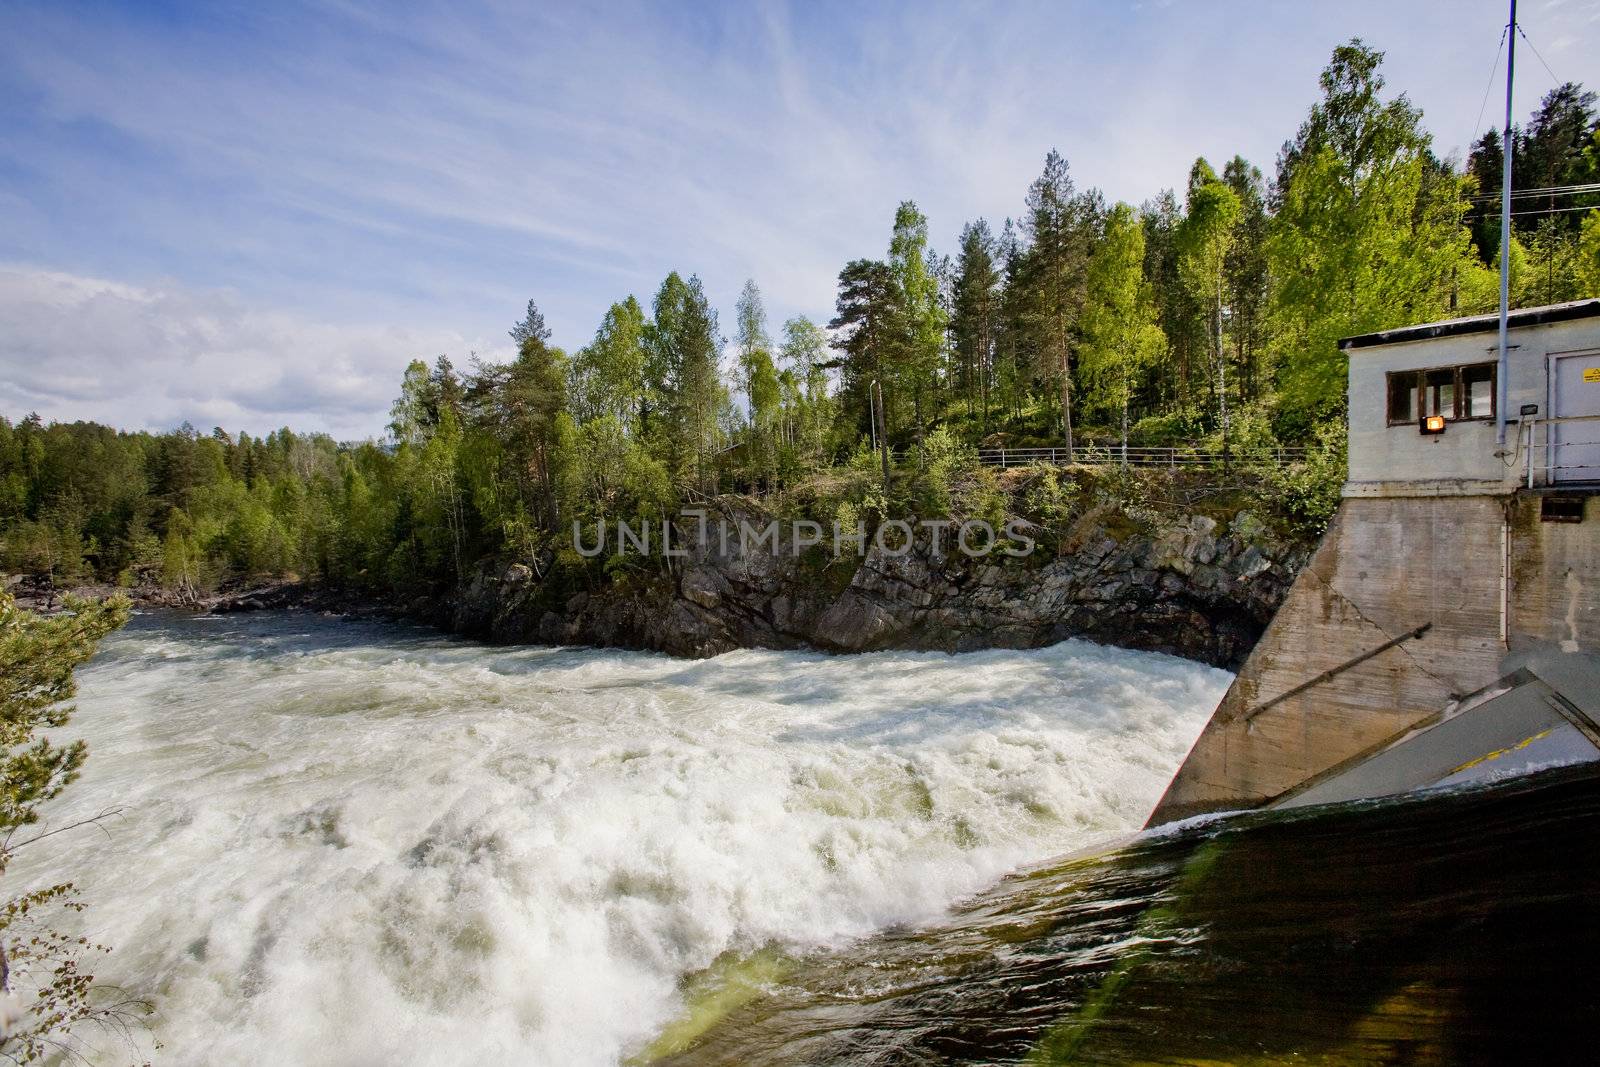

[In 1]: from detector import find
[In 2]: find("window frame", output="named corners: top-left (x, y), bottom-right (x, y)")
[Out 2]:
top-left (1386, 370), bottom-right (1419, 426)
top-left (1384, 362), bottom-right (1497, 427)
top-left (1458, 362), bottom-right (1497, 421)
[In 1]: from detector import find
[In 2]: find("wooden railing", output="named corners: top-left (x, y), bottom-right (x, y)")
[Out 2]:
top-left (975, 443), bottom-right (1311, 470)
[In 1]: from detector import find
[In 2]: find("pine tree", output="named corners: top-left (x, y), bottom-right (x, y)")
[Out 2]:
top-left (953, 220), bottom-right (1001, 430)
top-left (1022, 150), bottom-right (1092, 455)
top-left (508, 299), bottom-right (552, 349)
top-left (468, 320), bottom-right (571, 534)
top-left (830, 258), bottom-right (900, 489)
top-left (1222, 157), bottom-right (1271, 401)
top-left (647, 274), bottom-right (725, 492)
top-left (995, 218), bottom-right (1032, 424)
top-left (1516, 83), bottom-right (1598, 231)
top-left (0, 590), bottom-right (137, 1062)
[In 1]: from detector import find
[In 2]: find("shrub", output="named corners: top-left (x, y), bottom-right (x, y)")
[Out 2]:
top-left (1268, 419), bottom-right (1347, 536)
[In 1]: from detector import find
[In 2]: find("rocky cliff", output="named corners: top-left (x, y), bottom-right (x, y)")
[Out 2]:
top-left (438, 500), bottom-right (1310, 670)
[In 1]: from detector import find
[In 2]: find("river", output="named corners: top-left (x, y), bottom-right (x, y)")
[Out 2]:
top-left (9, 610), bottom-right (1229, 1065)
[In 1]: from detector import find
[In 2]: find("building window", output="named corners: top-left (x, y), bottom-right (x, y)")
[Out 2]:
top-left (1461, 363), bottom-right (1495, 419)
top-left (1424, 368), bottom-right (1455, 419)
top-left (1385, 362), bottom-right (1496, 425)
top-left (1387, 372), bottom-right (1417, 423)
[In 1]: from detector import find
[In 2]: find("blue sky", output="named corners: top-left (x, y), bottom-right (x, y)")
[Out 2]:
top-left (2, 0), bottom-right (1598, 438)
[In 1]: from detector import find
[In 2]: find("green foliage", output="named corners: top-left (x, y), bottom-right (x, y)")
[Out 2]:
top-left (0, 591), bottom-right (152, 1063)
top-left (734, 280), bottom-right (783, 486)
top-left (1129, 408), bottom-right (1205, 447)
top-left (888, 201), bottom-right (949, 450)
top-left (908, 429), bottom-right (1003, 522)
top-left (1266, 420), bottom-right (1349, 537)
top-left (1269, 41), bottom-right (1485, 439)
top-left (1020, 149), bottom-right (1096, 446)
top-left (0, 593), bottom-right (127, 836)
top-left (1577, 210), bottom-right (1600, 296)
top-left (1021, 465), bottom-right (1077, 543)
top-left (570, 297), bottom-right (647, 428)
top-left (1080, 203), bottom-right (1165, 447)
top-left (952, 220), bottom-right (1002, 429)
top-left (648, 273), bottom-right (726, 492)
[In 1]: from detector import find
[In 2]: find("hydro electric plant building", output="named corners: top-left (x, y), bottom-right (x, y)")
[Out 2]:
top-left (1149, 299), bottom-right (1600, 825)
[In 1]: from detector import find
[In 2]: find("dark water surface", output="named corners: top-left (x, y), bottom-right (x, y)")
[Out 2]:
top-left (655, 763), bottom-right (1600, 1066)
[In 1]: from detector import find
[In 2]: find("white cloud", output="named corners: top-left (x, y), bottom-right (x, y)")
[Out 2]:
top-left (0, 265), bottom-right (505, 439)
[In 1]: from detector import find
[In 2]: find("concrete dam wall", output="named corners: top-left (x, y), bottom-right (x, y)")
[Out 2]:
top-left (1149, 492), bottom-right (1600, 825)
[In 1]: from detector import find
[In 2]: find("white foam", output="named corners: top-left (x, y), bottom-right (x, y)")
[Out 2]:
top-left (9, 615), bottom-right (1229, 1065)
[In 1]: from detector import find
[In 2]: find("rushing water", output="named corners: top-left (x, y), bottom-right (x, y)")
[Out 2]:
top-left (658, 760), bottom-right (1600, 1067)
top-left (9, 611), bottom-right (1229, 1066)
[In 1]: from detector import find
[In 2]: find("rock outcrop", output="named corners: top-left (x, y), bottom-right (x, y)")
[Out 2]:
top-left (438, 501), bottom-right (1310, 670)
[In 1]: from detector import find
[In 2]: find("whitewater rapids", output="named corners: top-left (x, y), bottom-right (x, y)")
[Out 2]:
top-left (9, 611), bottom-right (1229, 1066)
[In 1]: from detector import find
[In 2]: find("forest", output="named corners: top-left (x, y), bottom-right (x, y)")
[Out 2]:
top-left (3, 41), bottom-right (1599, 598)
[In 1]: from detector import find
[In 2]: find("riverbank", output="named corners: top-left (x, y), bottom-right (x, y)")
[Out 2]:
top-left (438, 496), bottom-right (1309, 669)
top-left (7, 487), bottom-right (1311, 670)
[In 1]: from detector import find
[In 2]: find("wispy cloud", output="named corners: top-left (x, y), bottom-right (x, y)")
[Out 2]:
top-left (0, 266), bottom-right (504, 438)
top-left (1, 0), bottom-right (1596, 437)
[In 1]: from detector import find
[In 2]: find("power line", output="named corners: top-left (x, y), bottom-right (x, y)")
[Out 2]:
top-left (1515, 23), bottom-right (1564, 88)
top-left (1466, 183), bottom-right (1600, 203)
top-left (1471, 26), bottom-right (1510, 145)
top-left (1508, 204), bottom-right (1600, 217)
top-left (1471, 187), bottom-right (1600, 199)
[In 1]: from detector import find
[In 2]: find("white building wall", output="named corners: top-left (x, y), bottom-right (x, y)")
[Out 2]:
top-left (1345, 316), bottom-right (1600, 497)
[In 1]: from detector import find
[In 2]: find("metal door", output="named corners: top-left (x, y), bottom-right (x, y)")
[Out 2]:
top-left (1550, 351), bottom-right (1600, 483)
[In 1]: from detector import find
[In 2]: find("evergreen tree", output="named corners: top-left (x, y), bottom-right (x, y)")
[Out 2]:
top-left (647, 273), bottom-right (724, 492)
top-left (830, 258), bottom-right (899, 488)
top-left (995, 218), bottom-right (1032, 424)
top-left (468, 323), bottom-right (571, 535)
top-left (1021, 150), bottom-right (1092, 454)
top-left (1222, 157), bottom-right (1271, 401)
top-left (952, 219), bottom-right (1001, 430)
top-left (1516, 83), bottom-right (1598, 230)
top-left (0, 591), bottom-right (140, 1061)
top-left (508, 299), bottom-right (552, 349)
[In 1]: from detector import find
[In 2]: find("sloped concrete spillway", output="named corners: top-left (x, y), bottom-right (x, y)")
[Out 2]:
top-left (1271, 652), bottom-right (1600, 810)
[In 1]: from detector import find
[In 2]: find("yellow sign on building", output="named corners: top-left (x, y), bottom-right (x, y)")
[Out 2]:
top-left (1585, 367), bottom-right (1600, 384)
